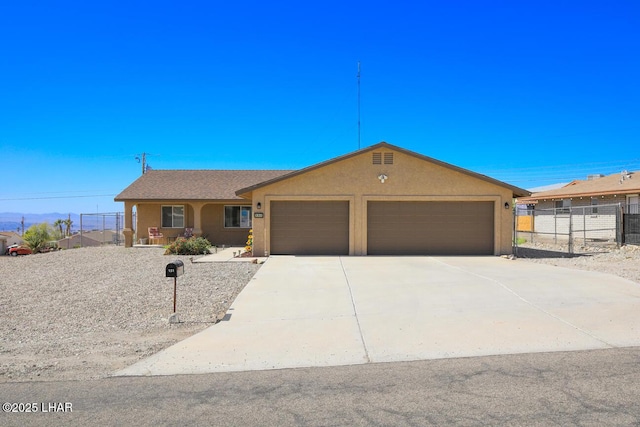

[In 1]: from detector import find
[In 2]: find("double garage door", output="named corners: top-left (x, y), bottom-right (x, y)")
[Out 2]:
top-left (269, 201), bottom-right (494, 255)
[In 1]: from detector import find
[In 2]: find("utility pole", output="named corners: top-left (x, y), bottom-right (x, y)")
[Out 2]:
top-left (21, 216), bottom-right (24, 236)
top-left (136, 153), bottom-right (147, 175)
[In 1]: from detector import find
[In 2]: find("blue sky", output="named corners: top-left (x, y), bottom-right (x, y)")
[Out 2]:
top-left (1, 0), bottom-right (639, 214)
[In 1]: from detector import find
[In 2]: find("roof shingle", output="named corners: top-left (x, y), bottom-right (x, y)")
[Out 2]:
top-left (518, 170), bottom-right (640, 202)
top-left (114, 170), bottom-right (293, 201)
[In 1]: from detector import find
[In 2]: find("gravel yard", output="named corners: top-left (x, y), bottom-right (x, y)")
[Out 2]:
top-left (0, 246), bottom-right (260, 382)
top-left (516, 242), bottom-right (640, 285)
top-left (2, 243), bottom-right (639, 383)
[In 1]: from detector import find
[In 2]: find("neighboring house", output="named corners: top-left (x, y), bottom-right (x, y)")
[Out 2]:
top-left (516, 171), bottom-right (640, 242)
top-left (517, 171), bottom-right (640, 212)
top-left (115, 142), bottom-right (529, 255)
top-left (57, 234), bottom-right (103, 249)
top-left (79, 230), bottom-right (123, 245)
top-left (0, 231), bottom-right (23, 247)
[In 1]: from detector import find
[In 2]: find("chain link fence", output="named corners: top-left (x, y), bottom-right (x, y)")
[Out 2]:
top-left (515, 203), bottom-right (624, 254)
top-left (74, 212), bottom-right (126, 247)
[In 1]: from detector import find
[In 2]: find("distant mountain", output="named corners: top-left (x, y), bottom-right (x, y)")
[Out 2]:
top-left (0, 212), bottom-right (124, 232)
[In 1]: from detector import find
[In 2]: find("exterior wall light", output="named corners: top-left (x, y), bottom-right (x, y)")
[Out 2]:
top-left (256, 202), bottom-right (262, 210)
top-left (378, 174), bottom-right (388, 183)
top-left (504, 202), bottom-right (510, 210)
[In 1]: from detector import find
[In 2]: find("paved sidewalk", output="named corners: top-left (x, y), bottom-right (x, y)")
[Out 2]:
top-left (116, 256), bottom-right (640, 377)
top-left (194, 246), bottom-right (267, 263)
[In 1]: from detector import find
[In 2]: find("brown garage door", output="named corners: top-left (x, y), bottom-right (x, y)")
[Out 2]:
top-left (270, 201), bottom-right (349, 255)
top-left (367, 201), bottom-right (494, 255)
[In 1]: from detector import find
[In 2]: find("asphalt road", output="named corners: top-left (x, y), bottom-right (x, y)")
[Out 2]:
top-left (2, 347), bottom-right (640, 426)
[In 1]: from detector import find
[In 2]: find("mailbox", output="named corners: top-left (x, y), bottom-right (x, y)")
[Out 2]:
top-left (166, 260), bottom-right (184, 278)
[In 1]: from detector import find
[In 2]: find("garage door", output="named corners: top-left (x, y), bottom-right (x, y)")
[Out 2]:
top-left (270, 201), bottom-right (349, 255)
top-left (367, 201), bottom-right (494, 255)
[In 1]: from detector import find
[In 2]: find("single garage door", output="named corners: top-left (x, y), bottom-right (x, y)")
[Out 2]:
top-left (368, 201), bottom-right (494, 255)
top-left (271, 201), bottom-right (349, 255)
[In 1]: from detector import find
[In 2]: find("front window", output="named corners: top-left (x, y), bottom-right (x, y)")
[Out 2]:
top-left (590, 197), bottom-right (598, 215)
top-left (225, 206), bottom-right (252, 228)
top-left (554, 200), bottom-right (571, 215)
top-left (162, 205), bottom-right (184, 228)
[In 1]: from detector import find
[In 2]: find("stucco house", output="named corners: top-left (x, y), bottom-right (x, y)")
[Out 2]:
top-left (517, 171), bottom-right (640, 213)
top-left (57, 233), bottom-right (103, 249)
top-left (515, 171), bottom-right (640, 243)
top-left (115, 142), bottom-right (529, 255)
top-left (0, 231), bottom-right (23, 249)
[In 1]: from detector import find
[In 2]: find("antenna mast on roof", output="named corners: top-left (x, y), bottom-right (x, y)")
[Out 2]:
top-left (357, 61), bottom-right (361, 150)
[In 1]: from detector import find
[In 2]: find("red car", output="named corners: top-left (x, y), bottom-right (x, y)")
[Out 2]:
top-left (7, 245), bottom-right (32, 256)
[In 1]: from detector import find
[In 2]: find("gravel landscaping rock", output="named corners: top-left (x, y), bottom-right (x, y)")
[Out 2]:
top-left (516, 242), bottom-right (640, 285)
top-left (0, 246), bottom-right (260, 382)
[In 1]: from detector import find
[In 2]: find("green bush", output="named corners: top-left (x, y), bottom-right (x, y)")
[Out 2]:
top-left (164, 237), bottom-right (212, 255)
top-left (23, 223), bottom-right (54, 253)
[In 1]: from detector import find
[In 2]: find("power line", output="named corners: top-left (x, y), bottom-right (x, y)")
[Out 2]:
top-left (0, 189), bottom-right (116, 196)
top-left (0, 194), bottom-right (116, 201)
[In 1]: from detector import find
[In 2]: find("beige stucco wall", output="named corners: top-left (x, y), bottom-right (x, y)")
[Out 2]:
top-left (121, 201), bottom-right (250, 246)
top-left (135, 203), bottom-right (195, 243)
top-left (201, 204), bottom-right (252, 246)
top-left (248, 148), bottom-right (515, 256)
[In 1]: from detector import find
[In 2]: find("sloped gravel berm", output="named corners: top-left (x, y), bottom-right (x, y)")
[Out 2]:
top-left (115, 253), bottom-right (640, 377)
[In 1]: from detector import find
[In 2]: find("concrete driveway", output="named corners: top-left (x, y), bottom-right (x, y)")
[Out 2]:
top-left (116, 256), bottom-right (640, 376)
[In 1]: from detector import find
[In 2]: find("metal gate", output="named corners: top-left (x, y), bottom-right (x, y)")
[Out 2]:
top-left (624, 214), bottom-right (640, 245)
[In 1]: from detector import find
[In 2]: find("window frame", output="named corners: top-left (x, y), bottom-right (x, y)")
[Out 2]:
top-left (161, 205), bottom-right (185, 228)
top-left (627, 194), bottom-right (639, 214)
top-left (590, 197), bottom-right (599, 215)
top-left (224, 205), bottom-right (252, 228)
top-left (554, 200), bottom-right (571, 215)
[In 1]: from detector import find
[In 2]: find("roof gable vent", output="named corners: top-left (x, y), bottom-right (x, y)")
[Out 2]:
top-left (373, 152), bottom-right (394, 165)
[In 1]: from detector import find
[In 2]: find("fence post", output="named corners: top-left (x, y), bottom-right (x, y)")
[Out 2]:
top-left (583, 206), bottom-right (586, 245)
top-left (568, 207), bottom-right (573, 254)
top-left (554, 208), bottom-right (558, 244)
top-left (617, 203), bottom-right (623, 247)
top-left (531, 206), bottom-right (535, 244)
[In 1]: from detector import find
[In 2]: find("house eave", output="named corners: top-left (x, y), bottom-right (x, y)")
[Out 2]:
top-left (518, 188), bottom-right (640, 203)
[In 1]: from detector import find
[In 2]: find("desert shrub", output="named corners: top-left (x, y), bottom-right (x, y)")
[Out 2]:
top-left (164, 236), bottom-right (212, 255)
top-left (23, 223), bottom-right (54, 253)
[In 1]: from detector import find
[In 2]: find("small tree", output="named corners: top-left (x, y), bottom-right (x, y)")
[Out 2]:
top-left (23, 223), bottom-right (53, 253)
top-left (53, 219), bottom-right (64, 240)
top-left (63, 218), bottom-right (73, 237)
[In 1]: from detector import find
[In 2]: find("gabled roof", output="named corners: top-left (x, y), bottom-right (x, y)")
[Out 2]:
top-left (518, 170), bottom-right (640, 203)
top-left (235, 142), bottom-right (530, 198)
top-left (0, 231), bottom-right (20, 240)
top-left (115, 170), bottom-right (293, 201)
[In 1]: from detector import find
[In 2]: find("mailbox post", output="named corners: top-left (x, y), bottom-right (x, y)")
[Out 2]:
top-left (165, 260), bottom-right (184, 314)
